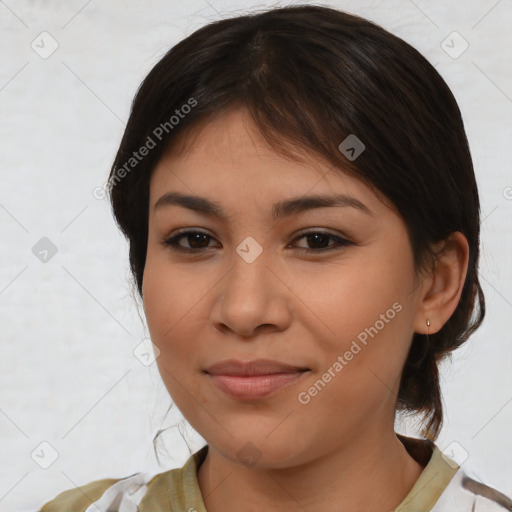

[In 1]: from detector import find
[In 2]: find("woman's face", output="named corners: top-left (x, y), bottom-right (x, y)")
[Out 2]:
top-left (143, 108), bottom-right (427, 468)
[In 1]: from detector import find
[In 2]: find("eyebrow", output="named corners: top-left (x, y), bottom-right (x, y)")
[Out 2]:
top-left (153, 191), bottom-right (374, 219)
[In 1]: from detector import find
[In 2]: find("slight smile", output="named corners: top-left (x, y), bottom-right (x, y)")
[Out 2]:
top-left (204, 359), bottom-right (311, 400)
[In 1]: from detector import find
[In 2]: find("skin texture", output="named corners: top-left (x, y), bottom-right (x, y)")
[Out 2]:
top-left (142, 108), bottom-right (469, 512)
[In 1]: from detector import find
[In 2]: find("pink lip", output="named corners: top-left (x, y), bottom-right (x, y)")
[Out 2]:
top-left (208, 373), bottom-right (307, 399)
top-left (204, 359), bottom-right (310, 400)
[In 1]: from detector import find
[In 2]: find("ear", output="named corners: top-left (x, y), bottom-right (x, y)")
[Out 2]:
top-left (413, 231), bottom-right (469, 335)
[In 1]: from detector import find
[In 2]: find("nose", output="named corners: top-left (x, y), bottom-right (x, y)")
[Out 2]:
top-left (209, 246), bottom-right (292, 339)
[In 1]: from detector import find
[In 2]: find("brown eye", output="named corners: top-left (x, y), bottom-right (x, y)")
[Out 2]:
top-left (162, 229), bottom-right (353, 255)
top-left (163, 230), bottom-right (218, 252)
top-left (291, 231), bottom-right (353, 253)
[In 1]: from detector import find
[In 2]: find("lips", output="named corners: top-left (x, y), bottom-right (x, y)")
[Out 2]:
top-left (204, 358), bottom-right (310, 376)
top-left (204, 359), bottom-right (310, 399)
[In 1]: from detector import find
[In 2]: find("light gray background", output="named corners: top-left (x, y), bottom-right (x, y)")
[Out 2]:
top-left (1, 0), bottom-right (511, 510)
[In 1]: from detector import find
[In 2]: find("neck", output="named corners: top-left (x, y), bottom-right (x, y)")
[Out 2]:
top-left (197, 428), bottom-right (425, 512)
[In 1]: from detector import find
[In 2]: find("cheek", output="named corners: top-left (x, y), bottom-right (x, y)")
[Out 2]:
top-left (300, 253), bottom-right (414, 349)
top-left (302, 249), bottom-right (416, 395)
top-left (143, 249), bottom-right (197, 336)
top-left (142, 257), bottom-right (199, 367)
top-left (143, 262), bottom-right (207, 411)
top-left (296, 303), bottom-right (413, 438)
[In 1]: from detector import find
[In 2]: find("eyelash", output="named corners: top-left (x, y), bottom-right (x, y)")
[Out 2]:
top-left (162, 229), bottom-right (354, 254)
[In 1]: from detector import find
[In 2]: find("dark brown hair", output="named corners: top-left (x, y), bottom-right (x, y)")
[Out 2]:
top-left (107, 4), bottom-right (485, 440)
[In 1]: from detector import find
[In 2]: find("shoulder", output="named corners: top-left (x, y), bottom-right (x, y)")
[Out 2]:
top-left (433, 469), bottom-right (512, 512)
top-left (38, 469), bottom-right (176, 512)
top-left (37, 446), bottom-right (208, 512)
top-left (460, 474), bottom-right (512, 511)
top-left (39, 476), bottom-right (125, 512)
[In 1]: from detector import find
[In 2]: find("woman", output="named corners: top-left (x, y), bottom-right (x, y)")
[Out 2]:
top-left (40, 4), bottom-right (511, 511)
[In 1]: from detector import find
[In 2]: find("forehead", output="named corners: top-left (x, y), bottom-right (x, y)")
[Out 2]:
top-left (154, 108), bottom-right (327, 178)
top-left (148, 108), bottom-right (390, 215)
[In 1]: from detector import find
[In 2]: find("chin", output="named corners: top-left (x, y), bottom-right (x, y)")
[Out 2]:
top-left (205, 430), bottom-right (309, 470)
